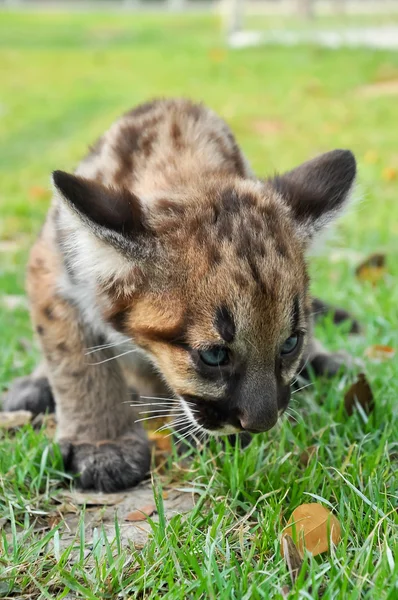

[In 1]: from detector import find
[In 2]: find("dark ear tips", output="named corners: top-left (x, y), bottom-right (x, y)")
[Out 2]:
top-left (271, 148), bottom-right (357, 239)
top-left (52, 170), bottom-right (65, 187)
top-left (52, 170), bottom-right (148, 236)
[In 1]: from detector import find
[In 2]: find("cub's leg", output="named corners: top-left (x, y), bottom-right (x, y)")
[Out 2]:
top-left (311, 297), bottom-right (361, 334)
top-left (26, 234), bottom-right (150, 492)
top-left (299, 298), bottom-right (361, 380)
top-left (299, 337), bottom-right (356, 381)
top-left (3, 362), bottom-right (55, 415)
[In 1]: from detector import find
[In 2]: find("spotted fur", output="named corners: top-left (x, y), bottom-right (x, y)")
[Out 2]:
top-left (4, 98), bottom-right (357, 491)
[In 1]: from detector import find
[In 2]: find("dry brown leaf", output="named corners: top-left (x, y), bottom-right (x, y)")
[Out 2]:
top-left (364, 344), bottom-right (395, 363)
top-left (252, 119), bottom-right (285, 135)
top-left (0, 410), bottom-right (33, 429)
top-left (355, 253), bottom-right (386, 285)
top-left (344, 373), bottom-right (374, 416)
top-left (149, 431), bottom-right (173, 452)
top-left (282, 534), bottom-right (303, 583)
top-left (282, 503), bottom-right (341, 558)
top-left (300, 445), bottom-right (317, 467)
top-left (125, 504), bottom-right (156, 522)
top-left (382, 167), bottom-right (397, 181)
top-left (29, 186), bottom-right (51, 201)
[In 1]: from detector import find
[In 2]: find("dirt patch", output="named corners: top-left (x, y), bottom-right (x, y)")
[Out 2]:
top-left (357, 80), bottom-right (398, 97)
top-left (54, 481), bottom-right (196, 552)
top-left (251, 119), bottom-right (285, 135)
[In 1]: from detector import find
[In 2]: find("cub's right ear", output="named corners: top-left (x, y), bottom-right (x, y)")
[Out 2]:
top-left (270, 149), bottom-right (356, 243)
top-left (52, 170), bottom-right (150, 239)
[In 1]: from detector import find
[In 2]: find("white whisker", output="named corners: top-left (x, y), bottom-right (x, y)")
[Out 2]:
top-left (129, 402), bottom-right (179, 407)
top-left (155, 417), bottom-right (192, 433)
top-left (137, 409), bottom-right (186, 415)
top-left (134, 414), bottom-right (179, 424)
top-left (85, 341), bottom-right (127, 351)
top-left (138, 395), bottom-right (197, 407)
top-left (243, 336), bottom-right (259, 355)
top-left (85, 341), bottom-right (130, 355)
top-left (88, 349), bottom-right (137, 366)
top-left (164, 422), bottom-right (197, 438)
top-left (139, 396), bottom-right (178, 402)
top-left (292, 382), bottom-right (314, 395)
top-left (284, 409), bottom-right (298, 423)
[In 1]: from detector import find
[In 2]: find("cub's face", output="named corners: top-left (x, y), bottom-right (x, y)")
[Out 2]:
top-left (53, 149), bottom-right (356, 435)
top-left (122, 191), bottom-right (310, 434)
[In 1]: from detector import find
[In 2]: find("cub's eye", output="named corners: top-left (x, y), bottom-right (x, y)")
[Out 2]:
top-left (281, 333), bottom-right (300, 356)
top-left (199, 346), bottom-right (230, 367)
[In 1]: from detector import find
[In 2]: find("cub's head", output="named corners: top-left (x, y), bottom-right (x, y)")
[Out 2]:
top-left (53, 149), bottom-right (356, 435)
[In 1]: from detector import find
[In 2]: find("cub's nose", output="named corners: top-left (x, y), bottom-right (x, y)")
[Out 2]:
top-left (238, 409), bottom-right (278, 433)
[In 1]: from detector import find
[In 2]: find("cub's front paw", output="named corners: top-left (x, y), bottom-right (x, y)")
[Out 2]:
top-left (60, 430), bottom-right (151, 492)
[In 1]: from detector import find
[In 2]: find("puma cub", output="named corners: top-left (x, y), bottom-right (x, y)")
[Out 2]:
top-left (5, 99), bottom-right (357, 492)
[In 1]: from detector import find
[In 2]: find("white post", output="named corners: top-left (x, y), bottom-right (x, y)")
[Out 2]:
top-left (297, 0), bottom-right (315, 19)
top-left (123, 0), bottom-right (140, 7)
top-left (227, 0), bottom-right (245, 36)
top-left (168, 0), bottom-right (186, 11)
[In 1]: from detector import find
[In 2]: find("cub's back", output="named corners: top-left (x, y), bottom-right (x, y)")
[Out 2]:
top-left (75, 98), bottom-right (252, 199)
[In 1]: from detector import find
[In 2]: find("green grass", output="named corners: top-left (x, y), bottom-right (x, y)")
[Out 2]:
top-left (0, 10), bottom-right (397, 599)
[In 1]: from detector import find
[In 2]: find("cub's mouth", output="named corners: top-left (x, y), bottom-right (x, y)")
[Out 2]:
top-left (179, 386), bottom-right (291, 435)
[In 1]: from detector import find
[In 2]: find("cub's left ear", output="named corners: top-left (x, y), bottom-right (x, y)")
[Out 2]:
top-left (271, 149), bottom-right (356, 241)
top-left (52, 170), bottom-right (149, 239)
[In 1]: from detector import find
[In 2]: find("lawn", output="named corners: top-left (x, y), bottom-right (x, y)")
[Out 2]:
top-left (0, 10), bottom-right (397, 599)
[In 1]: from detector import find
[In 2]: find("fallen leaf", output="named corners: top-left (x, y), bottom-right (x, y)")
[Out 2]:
top-left (281, 534), bottom-right (303, 583)
top-left (364, 150), bottom-right (379, 164)
top-left (300, 445), bottom-right (317, 467)
top-left (125, 504), bottom-right (156, 522)
top-left (149, 431), bottom-right (173, 453)
top-left (355, 253), bottom-right (386, 285)
top-left (52, 501), bottom-right (78, 516)
top-left (364, 344), bottom-right (395, 362)
top-left (208, 48), bottom-right (226, 63)
top-left (0, 410), bottom-right (33, 429)
top-left (282, 503), bottom-right (341, 558)
top-left (344, 373), bottom-right (374, 416)
top-left (29, 186), bottom-right (51, 201)
top-left (382, 167), bottom-right (397, 181)
top-left (252, 119), bottom-right (285, 135)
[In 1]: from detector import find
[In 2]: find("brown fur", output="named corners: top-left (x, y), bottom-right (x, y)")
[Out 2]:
top-left (4, 98), bottom-right (357, 491)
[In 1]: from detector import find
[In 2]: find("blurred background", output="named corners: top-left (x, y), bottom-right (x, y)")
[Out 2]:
top-left (0, 0), bottom-right (397, 381)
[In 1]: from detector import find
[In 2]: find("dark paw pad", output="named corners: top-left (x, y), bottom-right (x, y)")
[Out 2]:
top-left (2, 376), bottom-right (55, 415)
top-left (60, 431), bottom-right (151, 492)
